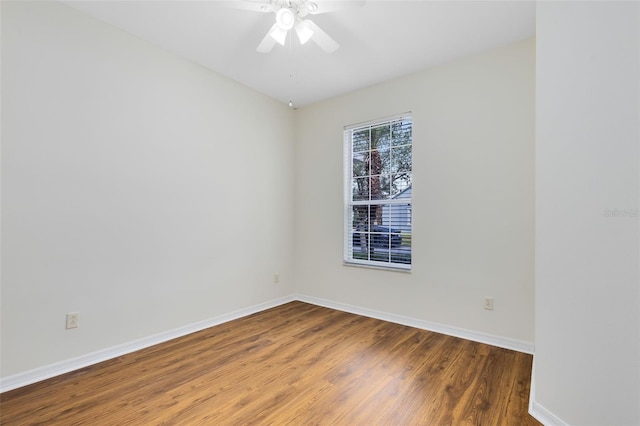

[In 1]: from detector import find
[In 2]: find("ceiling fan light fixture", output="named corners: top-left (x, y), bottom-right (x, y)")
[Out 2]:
top-left (251, 0), bottom-right (345, 54)
top-left (294, 20), bottom-right (314, 44)
top-left (275, 8), bottom-right (295, 31)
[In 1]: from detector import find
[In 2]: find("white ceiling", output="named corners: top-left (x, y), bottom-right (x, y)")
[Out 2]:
top-left (61, 0), bottom-right (536, 107)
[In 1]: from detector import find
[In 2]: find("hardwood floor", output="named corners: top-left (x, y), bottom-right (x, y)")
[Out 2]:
top-left (1, 301), bottom-right (540, 425)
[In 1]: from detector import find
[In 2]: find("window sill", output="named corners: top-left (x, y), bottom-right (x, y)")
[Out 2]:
top-left (343, 260), bottom-right (412, 273)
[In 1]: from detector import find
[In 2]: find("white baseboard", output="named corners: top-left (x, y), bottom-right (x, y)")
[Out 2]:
top-left (529, 400), bottom-right (568, 426)
top-left (528, 358), bottom-right (568, 426)
top-left (1, 293), bottom-right (535, 394)
top-left (294, 293), bottom-right (535, 354)
top-left (0, 295), bottom-right (295, 393)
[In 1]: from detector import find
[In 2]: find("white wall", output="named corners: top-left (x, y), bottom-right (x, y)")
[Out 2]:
top-left (534, 1), bottom-right (640, 425)
top-left (1, 1), bottom-right (295, 378)
top-left (294, 39), bottom-right (535, 346)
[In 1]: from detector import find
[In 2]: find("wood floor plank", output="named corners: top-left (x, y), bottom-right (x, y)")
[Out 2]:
top-left (1, 301), bottom-right (540, 425)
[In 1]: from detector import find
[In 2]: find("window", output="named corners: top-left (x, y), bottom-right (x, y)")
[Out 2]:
top-left (344, 114), bottom-right (412, 270)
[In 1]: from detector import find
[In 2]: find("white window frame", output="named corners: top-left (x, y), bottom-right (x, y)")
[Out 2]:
top-left (343, 113), bottom-right (412, 271)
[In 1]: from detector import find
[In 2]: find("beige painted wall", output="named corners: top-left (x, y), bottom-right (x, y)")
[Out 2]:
top-left (293, 39), bottom-right (535, 344)
top-left (1, 1), bottom-right (295, 377)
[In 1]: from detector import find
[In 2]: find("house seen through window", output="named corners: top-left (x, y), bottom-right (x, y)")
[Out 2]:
top-left (344, 114), bottom-right (412, 270)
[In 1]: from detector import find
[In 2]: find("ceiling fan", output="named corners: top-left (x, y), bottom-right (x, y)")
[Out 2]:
top-left (232, 0), bottom-right (364, 54)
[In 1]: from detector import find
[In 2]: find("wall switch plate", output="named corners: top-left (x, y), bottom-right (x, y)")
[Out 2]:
top-left (484, 297), bottom-right (494, 310)
top-left (66, 312), bottom-right (79, 329)
top-left (273, 273), bottom-right (280, 284)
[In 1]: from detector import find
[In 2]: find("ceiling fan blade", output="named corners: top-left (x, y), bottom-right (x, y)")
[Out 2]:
top-left (294, 20), bottom-right (314, 44)
top-left (257, 24), bottom-right (278, 53)
top-left (305, 20), bottom-right (339, 53)
top-left (306, 0), bottom-right (365, 15)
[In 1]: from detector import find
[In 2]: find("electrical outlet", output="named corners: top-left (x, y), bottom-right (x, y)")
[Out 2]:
top-left (484, 297), bottom-right (494, 311)
top-left (273, 273), bottom-right (280, 284)
top-left (66, 312), bottom-right (79, 329)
